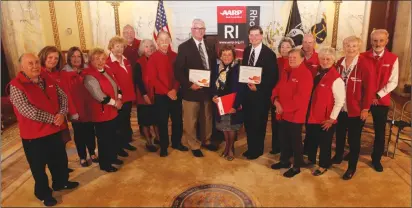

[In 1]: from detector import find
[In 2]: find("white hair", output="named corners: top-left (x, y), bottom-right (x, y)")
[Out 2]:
top-left (192, 18), bottom-right (205, 28)
top-left (371, 29), bottom-right (389, 39)
top-left (318, 46), bottom-right (336, 61)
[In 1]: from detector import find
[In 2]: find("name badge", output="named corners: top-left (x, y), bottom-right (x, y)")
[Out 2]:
top-left (382, 64), bottom-right (390, 67)
top-left (292, 78), bottom-right (299, 82)
top-left (350, 77), bottom-right (362, 82)
top-left (49, 85), bottom-right (54, 88)
top-left (320, 84), bottom-right (326, 87)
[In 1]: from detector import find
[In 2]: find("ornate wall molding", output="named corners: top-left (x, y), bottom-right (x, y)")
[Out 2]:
top-left (75, 1), bottom-right (87, 51)
top-left (108, 2), bottom-right (121, 36)
top-left (48, 1), bottom-right (61, 50)
top-left (331, 0), bottom-right (342, 48)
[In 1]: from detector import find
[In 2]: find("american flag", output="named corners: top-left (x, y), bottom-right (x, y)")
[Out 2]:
top-left (153, 0), bottom-right (170, 41)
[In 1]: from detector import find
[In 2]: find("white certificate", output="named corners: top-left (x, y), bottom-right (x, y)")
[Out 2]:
top-left (189, 69), bottom-right (211, 87)
top-left (239, 66), bottom-right (262, 84)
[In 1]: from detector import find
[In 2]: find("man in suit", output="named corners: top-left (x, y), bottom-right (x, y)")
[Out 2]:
top-left (174, 18), bottom-right (217, 157)
top-left (242, 26), bottom-right (279, 160)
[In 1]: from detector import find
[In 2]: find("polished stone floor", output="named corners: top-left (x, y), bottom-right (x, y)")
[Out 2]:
top-left (1, 108), bottom-right (411, 207)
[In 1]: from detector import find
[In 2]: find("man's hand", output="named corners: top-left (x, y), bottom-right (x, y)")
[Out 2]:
top-left (212, 96), bottom-right (219, 104)
top-left (167, 89), bottom-right (177, 100)
top-left (372, 99), bottom-right (379, 106)
top-left (360, 109), bottom-right (369, 121)
top-left (321, 119), bottom-right (335, 131)
top-left (114, 99), bottom-right (123, 110)
top-left (247, 83), bottom-right (257, 91)
top-left (70, 113), bottom-right (79, 121)
top-left (143, 95), bottom-right (152, 104)
top-left (274, 100), bottom-right (283, 114)
top-left (190, 83), bottom-right (202, 91)
top-left (54, 113), bottom-right (65, 126)
top-left (228, 108), bottom-right (236, 114)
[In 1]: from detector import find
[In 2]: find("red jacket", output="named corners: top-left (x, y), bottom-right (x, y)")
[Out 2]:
top-left (41, 67), bottom-right (63, 86)
top-left (83, 66), bottom-right (119, 122)
top-left (307, 67), bottom-right (342, 124)
top-left (10, 72), bottom-right (67, 139)
top-left (336, 55), bottom-right (376, 117)
top-left (60, 71), bottom-right (93, 122)
top-left (106, 56), bottom-right (136, 102)
top-left (277, 57), bottom-right (289, 77)
top-left (304, 51), bottom-right (319, 78)
top-left (135, 56), bottom-right (155, 105)
top-left (361, 49), bottom-right (398, 106)
top-left (271, 63), bottom-right (313, 124)
top-left (147, 50), bottom-right (179, 95)
top-left (124, 38), bottom-right (141, 68)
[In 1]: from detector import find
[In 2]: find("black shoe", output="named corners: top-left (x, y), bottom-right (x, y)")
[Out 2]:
top-left (331, 155), bottom-right (343, 164)
top-left (192, 149), bottom-right (204, 157)
top-left (68, 168), bottom-right (74, 173)
top-left (343, 152), bottom-right (350, 161)
top-left (271, 162), bottom-right (291, 170)
top-left (124, 143), bottom-right (137, 151)
top-left (172, 144), bottom-right (189, 152)
top-left (203, 144), bottom-right (218, 151)
top-left (242, 150), bottom-right (250, 157)
top-left (247, 154), bottom-right (261, 160)
top-left (269, 149), bottom-right (281, 155)
top-left (160, 149), bottom-right (168, 157)
top-left (53, 181), bottom-right (79, 191)
top-left (101, 166), bottom-right (118, 173)
top-left (145, 143), bottom-right (158, 152)
top-left (312, 168), bottom-right (328, 176)
top-left (342, 169), bottom-right (356, 180)
top-left (372, 161), bottom-right (383, 172)
top-left (42, 196), bottom-right (57, 207)
top-left (112, 159), bottom-right (124, 165)
top-left (283, 168), bottom-right (301, 178)
top-left (118, 149), bottom-right (129, 157)
top-left (90, 155), bottom-right (99, 163)
top-left (154, 138), bottom-right (160, 145)
top-left (80, 159), bottom-right (89, 167)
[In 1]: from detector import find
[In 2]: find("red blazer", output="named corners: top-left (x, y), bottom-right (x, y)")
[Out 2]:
top-left (304, 51), bottom-right (319, 79)
top-left (277, 57), bottom-right (289, 77)
top-left (147, 50), bottom-right (180, 95)
top-left (10, 72), bottom-right (67, 139)
top-left (271, 63), bottom-right (313, 124)
top-left (106, 56), bottom-right (136, 102)
top-left (307, 67), bottom-right (342, 124)
top-left (83, 66), bottom-right (119, 122)
top-left (60, 71), bottom-right (93, 122)
top-left (336, 55), bottom-right (376, 117)
top-left (135, 56), bottom-right (154, 105)
top-left (361, 49), bottom-right (398, 106)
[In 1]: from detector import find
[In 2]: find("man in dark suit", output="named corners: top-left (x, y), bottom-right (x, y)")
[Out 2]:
top-left (241, 26), bottom-right (279, 160)
top-left (174, 18), bottom-right (217, 157)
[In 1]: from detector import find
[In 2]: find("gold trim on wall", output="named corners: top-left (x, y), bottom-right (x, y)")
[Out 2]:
top-left (331, 0), bottom-right (342, 48)
top-left (48, 1), bottom-right (61, 50)
top-left (75, 1), bottom-right (87, 51)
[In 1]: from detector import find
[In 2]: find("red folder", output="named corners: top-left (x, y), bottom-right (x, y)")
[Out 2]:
top-left (216, 93), bottom-right (238, 116)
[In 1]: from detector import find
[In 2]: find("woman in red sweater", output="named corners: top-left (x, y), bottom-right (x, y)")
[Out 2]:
top-left (106, 36), bottom-right (137, 158)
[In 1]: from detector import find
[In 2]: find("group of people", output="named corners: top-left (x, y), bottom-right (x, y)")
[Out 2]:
top-left (9, 17), bottom-right (398, 206)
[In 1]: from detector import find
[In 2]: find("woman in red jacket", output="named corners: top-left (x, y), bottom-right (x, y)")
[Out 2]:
top-left (60, 47), bottom-right (97, 167)
top-left (106, 36), bottom-right (137, 158)
top-left (270, 49), bottom-right (313, 178)
top-left (270, 37), bottom-right (295, 155)
top-left (306, 47), bottom-right (346, 176)
top-left (134, 39), bottom-right (159, 152)
top-left (333, 36), bottom-right (376, 180)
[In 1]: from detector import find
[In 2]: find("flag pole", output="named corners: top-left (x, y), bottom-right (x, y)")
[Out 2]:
top-left (331, 0), bottom-right (342, 48)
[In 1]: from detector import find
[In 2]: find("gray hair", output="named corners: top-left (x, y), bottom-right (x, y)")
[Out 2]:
top-left (138, 39), bottom-right (156, 57)
top-left (371, 29), bottom-right (389, 39)
top-left (192, 18), bottom-right (205, 28)
top-left (123, 24), bottom-right (135, 32)
top-left (289, 48), bottom-right (305, 58)
top-left (277, 37), bottom-right (295, 54)
top-left (318, 46), bottom-right (336, 61)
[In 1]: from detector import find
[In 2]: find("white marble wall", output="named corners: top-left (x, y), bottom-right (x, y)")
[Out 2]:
top-left (88, 1), bottom-right (117, 51)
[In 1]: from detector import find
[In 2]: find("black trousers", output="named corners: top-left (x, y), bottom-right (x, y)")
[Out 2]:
top-left (116, 101), bottom-right (133, 150)
top-left (371, 105), bottom-right (389, 162)
top-left (279, 121), bottom-right (304, 168)
top-left (335, 112), bottom-right (365, 170)
top-left (94, 119), bottom-right (117, 169)
top-left (154, 94), bottom-right (183, 150)
top-left (307, 123), bottom-right (336, 168)
top-left (22, 131), bottom-right (69, 200)
top-left (72, 122), bottom-right (96, 160)
top-left (243, 95), bottom-right (271, 157)
top-left (270, 106), bottom-right (280, 151)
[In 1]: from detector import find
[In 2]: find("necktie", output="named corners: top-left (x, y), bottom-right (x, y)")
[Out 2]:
top-left (374, 55), bottom-right (380, 60)
top-left (248, 48), bottom-right (255, 66)
top-left (198, 42), bottom-right (208, 69)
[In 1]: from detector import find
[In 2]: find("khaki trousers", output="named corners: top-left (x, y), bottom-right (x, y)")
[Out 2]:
top-left (182, 100), bottom-right (212, 150)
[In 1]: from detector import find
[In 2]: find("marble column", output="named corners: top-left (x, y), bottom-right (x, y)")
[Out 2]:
top-left (391, 1), bottom-right (411, 97)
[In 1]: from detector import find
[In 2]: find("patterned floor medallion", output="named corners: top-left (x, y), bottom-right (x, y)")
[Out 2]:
top-left (172, 184), bottom-right (254, 207)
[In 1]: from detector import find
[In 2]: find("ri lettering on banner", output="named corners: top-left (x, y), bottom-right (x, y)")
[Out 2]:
top-left (217, 6), bottom-right (260, 60)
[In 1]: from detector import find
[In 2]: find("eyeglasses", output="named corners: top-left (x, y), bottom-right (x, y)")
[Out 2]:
top-left (192, 27), bottom-right (206, 31)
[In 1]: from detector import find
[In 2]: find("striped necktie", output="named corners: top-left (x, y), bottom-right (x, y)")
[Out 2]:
top-left (248, 48), bottom-right (255, 66)
top-left (198, 42), bottom-right (208, 69)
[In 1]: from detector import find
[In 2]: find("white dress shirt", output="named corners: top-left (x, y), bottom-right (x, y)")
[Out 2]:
top-left (373, 50), bottom-right (399, 98)
top-left (248, 42), bottom-right (262, 66)
top-left (339, 55), bottom-right (359, 112)
top-left (110, 53), bottom-right (127, 72)
top-left (330, 78), bottom-right (346, 120)
top-left (193, 38), bottom-right (209, 69)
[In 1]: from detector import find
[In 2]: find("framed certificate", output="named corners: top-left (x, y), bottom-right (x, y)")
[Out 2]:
top-left (189, 69), bottom-right (211, 87)
top-left (239, 66), bottom-right (262, 84)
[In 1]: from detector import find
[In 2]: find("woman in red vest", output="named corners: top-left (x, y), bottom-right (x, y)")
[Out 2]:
top-left (134, 39), bottom-right (159, 152)
top-left (60, 47), bottom-right (97, 167)
top-left (38, 46), bottom-right (73, 172)
top-left (270, 37), bottom-right (295, 155)
top-left (306, 47), bottom-right (346, 176)
top-left (83, 48), bottom-right (124, 173)
top-left (333, 36), bottom-right (376, 180)
top-left (106, 36), bottom-right (137, 158)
